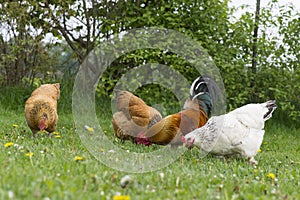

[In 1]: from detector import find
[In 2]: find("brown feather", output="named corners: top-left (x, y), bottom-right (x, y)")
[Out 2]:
top-left (142, 100), bottom-right (209, 145)
top-left (144, 114), bottom-right (181, 145)
top-left (112, 90), bottom-right (162, 141)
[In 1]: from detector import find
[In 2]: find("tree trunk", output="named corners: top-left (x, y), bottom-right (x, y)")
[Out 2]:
top-left (251, 0), bottom-right (261, 97)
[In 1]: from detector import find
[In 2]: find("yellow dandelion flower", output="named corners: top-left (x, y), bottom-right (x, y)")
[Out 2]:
top-left (257, 149), bottom-right (262, 153)
top-left (74, 156), bottom-right (84, 161)
top-left (4, 142), bottom-right (14, 147)
top-left (55, 135), bottom-right (61, 138)
top-left (113, 196), bottom-right (130, 200)
top-left (25, 152), bottom-right (34, 157)
top-left (84, 125), bottom-right (94, 132)
top-left (267, 173), bottom-right (275, 180)
top-left (52, 131), bottom-right (59, 135)
top-left (12, 124), bottom-right (18, 128)
top-left (99, 148), bottom-right (105, 152)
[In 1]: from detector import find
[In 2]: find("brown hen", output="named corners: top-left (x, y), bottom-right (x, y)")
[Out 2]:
top-left (25, 83), bottom-right (60, 136)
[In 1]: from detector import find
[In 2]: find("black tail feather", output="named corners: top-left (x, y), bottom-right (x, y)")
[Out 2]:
top-left (190, 76), bottom-right (209, 98)
top-left (190, 75), bottom-right (219, 116)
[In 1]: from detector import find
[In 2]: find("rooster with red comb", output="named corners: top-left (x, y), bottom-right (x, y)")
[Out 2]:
top-left (137, 75), bottom-right (218, 146)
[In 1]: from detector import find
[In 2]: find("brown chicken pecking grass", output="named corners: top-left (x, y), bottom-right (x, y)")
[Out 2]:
top-left (24, 83), bottom-right (60, 137)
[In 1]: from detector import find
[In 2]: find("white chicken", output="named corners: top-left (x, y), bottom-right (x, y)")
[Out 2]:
top-left (182, 100), bottom-right (277, 165)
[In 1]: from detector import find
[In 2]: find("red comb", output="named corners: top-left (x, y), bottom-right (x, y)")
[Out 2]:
top-left (39, 117), bottom-right (46, 131)
top-left (181, 136), bottom-right (186, 143)
top-left (136, 132), bottom-right (152, 146)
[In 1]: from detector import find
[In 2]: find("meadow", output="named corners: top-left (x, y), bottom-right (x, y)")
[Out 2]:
top-left (0, 87), bottom-right (299, 200)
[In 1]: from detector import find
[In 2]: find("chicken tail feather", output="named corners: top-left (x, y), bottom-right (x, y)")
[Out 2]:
top-left (190, 75), bottom-right (219, 117)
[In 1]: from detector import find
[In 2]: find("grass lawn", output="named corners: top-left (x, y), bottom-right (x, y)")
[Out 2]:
top-left (0, 103), bottom-right (299, 200)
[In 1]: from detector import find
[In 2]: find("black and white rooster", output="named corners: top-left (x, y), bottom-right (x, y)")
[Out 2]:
top-left (182, 100), bottom-right (277, 164)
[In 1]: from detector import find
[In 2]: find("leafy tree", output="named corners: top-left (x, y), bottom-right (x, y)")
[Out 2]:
top-left (0, 1), bottom-right (59, 86)
top-left (257, 2), bottom-right (300, 121)
top-left (1, 0), bottom-right (299, 121)
top-left (229, 0), bottom-right (300, 120)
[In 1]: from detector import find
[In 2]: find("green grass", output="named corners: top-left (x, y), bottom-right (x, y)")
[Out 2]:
top-left (0, 96), bottom-right (300, 200)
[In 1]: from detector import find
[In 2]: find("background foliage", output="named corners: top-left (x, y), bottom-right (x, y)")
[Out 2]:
top-left (0, 0), bottom-right (299, 121)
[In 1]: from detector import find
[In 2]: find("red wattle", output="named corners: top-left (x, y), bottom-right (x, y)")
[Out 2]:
top-left (39, 117), bottom-right (46, 131)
